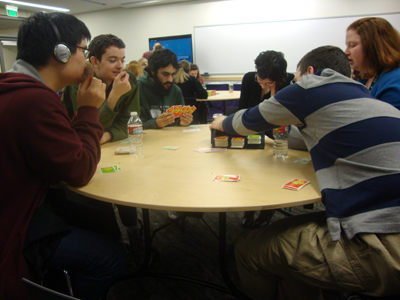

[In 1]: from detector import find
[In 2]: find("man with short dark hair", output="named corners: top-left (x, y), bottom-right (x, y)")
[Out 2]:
top-left (63, 34), bottom-right (140, 144)
top-left (211, 45), bottom-right (400, 299)
top-left (62, 34), bottom-right (141, 258)
top-left (139, 48), bottom-right (193, 129)
top-left (0, 12), bottom-right (126, 300)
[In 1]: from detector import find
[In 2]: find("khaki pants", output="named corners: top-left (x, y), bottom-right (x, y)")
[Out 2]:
top-left (235, 211), bottom-right (400, 300)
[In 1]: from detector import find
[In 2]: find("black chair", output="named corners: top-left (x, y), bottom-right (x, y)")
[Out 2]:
top-left (22, 278), bottom-right (81, 300)
top-left (225, 106), bottom-right (238, 116)
top-left (43, 269), bottom-right (74, 297)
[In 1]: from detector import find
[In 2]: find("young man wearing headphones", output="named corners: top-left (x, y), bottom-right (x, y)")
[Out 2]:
top-left (0, 12), bottom-right (126, 300)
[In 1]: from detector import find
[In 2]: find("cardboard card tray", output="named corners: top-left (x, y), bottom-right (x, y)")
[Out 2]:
top-left (211, 129), bottom-right (265, 149)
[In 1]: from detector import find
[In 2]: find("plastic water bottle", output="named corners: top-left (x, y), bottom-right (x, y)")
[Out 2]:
top-left (127, 112), bottom-right (143, 158)
top-left (273, 126), bottom-right (289, 158)
top-left (229, 82), bottom-right (234, 93)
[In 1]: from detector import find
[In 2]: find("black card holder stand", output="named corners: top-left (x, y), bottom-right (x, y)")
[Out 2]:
top-left (211, 128), bottom-right (265, 149)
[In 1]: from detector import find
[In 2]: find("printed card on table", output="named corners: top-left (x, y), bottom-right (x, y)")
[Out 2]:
top-left (183, 128), bottom-right (201, 132)
top-left (282, 179), bottom-right (310, 191)
top-left (193, 148), bottom-right (227, 153)
top-left (100, 165), bottom-right (122, 174)
top-left (115, 146), bottom-right (130, 155)
top-left (293, 158), bottom-right (312, 164)
top-left (213, 175), bottom-right (241, 182)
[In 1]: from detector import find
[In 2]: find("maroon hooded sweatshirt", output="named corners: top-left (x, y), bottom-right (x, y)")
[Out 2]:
top-left (0, 72), bottom-right (103, 299)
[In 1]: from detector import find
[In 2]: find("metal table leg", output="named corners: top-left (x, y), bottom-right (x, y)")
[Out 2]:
top-left (219, 212), bottom-right (252, 300)
top-left (110, 209), bottom-right (250, 299)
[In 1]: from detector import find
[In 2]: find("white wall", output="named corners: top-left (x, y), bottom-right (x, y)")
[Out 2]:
top-left (1, 45), bottom-right (17, 70)
top-left (75, 0), bottom-right (400, 70)
top-left (1, 0), bottom-right (400, 73)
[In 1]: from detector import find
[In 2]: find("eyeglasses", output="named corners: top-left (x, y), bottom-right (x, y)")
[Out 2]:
top-left (76, 46), bottom-right (90, 59)
top-left (254, 74), bottom-right (274, 87)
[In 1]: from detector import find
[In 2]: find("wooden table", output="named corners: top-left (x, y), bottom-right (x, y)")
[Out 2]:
top-left (70, 125), bottom-right (320, 212)
top-left (67, 125), bottom-right (321, 299)
top-left (197, 91), bottom-right (241, 115)
top-left (200, 90), bottom-right (241, 101)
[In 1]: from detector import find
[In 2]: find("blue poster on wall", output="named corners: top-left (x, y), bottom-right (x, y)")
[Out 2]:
top-left (149, 34), bottom-right (193, 63)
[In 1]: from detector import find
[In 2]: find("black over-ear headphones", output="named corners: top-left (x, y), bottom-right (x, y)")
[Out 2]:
top-left (47, 16), bottom-right (71, 63)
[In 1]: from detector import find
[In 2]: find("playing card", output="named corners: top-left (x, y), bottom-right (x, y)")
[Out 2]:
top-left (213, 175), bottom-right (241, 182)
top-left (115, 146), bottom-right (130, 154)
top-left (193, 148), bottom-right (227, 153)
top-left (188, 106), bottom-right (197, 113)
top-left (293, 158), bottom-right (312, 164)
top-left (181, 106), bottom-right (190, 114)
top-left (100, 165), bottom-right (121, 173)
top-left (282, 179), bottom-right (310, 191)
top-left (173, 105), bottom-right (182, 118)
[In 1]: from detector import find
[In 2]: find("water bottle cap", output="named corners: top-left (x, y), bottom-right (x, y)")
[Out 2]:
top-left (130, 111), bottom-right (138, 116)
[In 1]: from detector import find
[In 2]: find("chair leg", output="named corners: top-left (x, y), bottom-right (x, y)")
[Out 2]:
top-left (62, 270), bottom-right (74, 297)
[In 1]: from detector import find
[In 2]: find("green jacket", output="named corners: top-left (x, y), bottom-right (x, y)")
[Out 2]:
top-left (138, 70), bottom-right (184, 129)
top-left (62, 69), bottom-right (140, 141)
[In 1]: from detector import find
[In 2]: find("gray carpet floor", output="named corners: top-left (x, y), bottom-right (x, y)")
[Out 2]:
top-left (107, 203), bottom-right (325, 300)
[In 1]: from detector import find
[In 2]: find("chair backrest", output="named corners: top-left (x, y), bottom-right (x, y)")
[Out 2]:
top-left (226, 106), bottom-right (238, 116)
top-left (22, 278), bottom-right (81, 300)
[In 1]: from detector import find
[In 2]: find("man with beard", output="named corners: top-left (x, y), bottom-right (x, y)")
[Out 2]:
top-left (138, 48), bottom-right (193, 129)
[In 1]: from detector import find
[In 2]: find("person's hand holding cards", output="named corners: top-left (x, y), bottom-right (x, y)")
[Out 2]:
top-left (180, 112), bottom-right (193, 126)
top-left (156, 112), bottom-right (175, 128)
top-left (164, 105), bottom-right (196, 127)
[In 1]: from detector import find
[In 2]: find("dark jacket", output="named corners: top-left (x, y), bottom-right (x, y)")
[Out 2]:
top-left (138, 70), bottom-right (185, 129)
top-left (176, 75), bottom-right (208, 124)
top-left (238, 71), bottom-right (294, 110)
top-left (175, 74), bottom-right (208, 100)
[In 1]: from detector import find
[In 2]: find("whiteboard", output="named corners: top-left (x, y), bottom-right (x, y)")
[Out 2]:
top-left (194, 13), bottom-right (400, 75)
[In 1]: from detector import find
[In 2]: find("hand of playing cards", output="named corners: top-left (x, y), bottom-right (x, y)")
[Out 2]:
top-left (166, 105), bottom-right (196, 118)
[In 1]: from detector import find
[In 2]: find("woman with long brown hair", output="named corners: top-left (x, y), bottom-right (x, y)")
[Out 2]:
top-left (345, 17), bottom-right (400, 108)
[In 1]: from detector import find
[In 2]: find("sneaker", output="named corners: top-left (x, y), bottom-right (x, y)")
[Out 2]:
top-left (253, 210), bottom-right (275, 228)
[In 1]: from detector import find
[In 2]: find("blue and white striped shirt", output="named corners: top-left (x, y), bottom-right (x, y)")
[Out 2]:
top-left (223, 69), bottom-right (400, 241)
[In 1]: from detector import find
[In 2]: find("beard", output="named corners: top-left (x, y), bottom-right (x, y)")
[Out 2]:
top-left (153, 74), bottom-right (173, 97)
